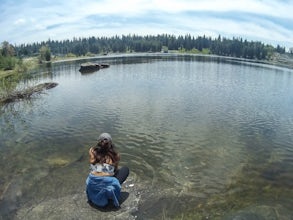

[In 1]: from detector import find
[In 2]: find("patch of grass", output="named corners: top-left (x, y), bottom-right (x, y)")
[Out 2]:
top-left (0, 57), bottom-right (39, 79)
top-left (178, 48), bottom-right (211, 54)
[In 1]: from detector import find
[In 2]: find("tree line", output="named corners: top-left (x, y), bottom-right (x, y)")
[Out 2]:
top-left (1, 34), bottom-right (288, 71)
top-left (15, 34), bottom-right (285, 60)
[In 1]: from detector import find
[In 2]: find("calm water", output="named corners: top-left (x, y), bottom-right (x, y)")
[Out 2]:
top-left (0, 54), bottom-right (293, 219)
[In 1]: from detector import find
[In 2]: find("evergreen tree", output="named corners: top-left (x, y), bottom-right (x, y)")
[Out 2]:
top-left (11, 34), bottom-right (285, 61)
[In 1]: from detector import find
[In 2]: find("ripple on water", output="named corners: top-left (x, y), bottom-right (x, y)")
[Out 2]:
top-left (120, 152), bottom-right (158, 186)
top-left (1, 55), bottom-right (293, 219)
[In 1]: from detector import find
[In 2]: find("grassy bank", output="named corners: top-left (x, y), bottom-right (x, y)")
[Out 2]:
top-left (0, 57), bottom-right (39, 79)
top-left (0, 53), bottom-right (96, 80)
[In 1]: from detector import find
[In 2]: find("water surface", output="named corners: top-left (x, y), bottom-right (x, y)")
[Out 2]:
top-left (0, 54), bottom-right (293, 219)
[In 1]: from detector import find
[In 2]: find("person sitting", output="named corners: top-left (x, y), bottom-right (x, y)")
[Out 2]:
top-left (86, 133), bottom-right (129, 208)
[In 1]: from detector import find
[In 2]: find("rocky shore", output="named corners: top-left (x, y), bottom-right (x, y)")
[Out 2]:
top-left (15, 177), bottom-right (141, 220)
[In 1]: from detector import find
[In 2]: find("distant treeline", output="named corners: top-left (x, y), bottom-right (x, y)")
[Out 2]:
top-left (15, 34), bottom-right (286, 60)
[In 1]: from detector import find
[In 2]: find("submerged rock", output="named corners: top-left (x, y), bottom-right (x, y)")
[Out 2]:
top-left (223, 205), bottom-right (292, 220)
top-left (46, 157), bottom-right (71, 167)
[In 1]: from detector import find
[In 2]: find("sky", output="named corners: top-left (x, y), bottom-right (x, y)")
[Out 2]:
top-left (1, 0), bottom-right (293, 49)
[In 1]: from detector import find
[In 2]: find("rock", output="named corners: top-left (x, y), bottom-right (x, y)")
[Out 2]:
top-left (15, 178), bottom-right (141, 220)
top-left (79, 62), bottom-right (110, 74)
top-left (46, 157), bottom-right (71, 167)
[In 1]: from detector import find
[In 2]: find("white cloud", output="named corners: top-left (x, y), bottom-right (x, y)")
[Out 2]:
top-left (14, 18), bottom-right (26, 25)
top-left (0, 0), bottom-right (292, 48)
top-left (85, 0), bottom-right (293, 19)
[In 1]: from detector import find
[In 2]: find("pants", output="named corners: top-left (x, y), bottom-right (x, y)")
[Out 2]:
top-left (114, 166), bottom-right (129, 184)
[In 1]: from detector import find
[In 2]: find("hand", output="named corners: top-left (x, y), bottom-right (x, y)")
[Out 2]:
top-left (89, 147), bottom-right (96, 163)
top-left (89, 147), bottom-right (95, 155)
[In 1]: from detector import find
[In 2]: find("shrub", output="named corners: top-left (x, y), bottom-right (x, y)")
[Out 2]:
top-left (0, 55), bottom-right (18, 70)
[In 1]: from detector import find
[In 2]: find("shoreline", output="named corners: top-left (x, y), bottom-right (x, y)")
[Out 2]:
top-left (1, 52), bottom-right (293, 79)
top-left (52, 52), bottom-right (293, 70)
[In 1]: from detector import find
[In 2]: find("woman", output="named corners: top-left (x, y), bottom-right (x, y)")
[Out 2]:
top-left (86, 133), bottom-right (129, 208)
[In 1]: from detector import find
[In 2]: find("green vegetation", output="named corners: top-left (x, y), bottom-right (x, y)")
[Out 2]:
top-left (15, 34), bottom-right (286, 60)
top-left (0, 57), bottom-right (39, 79)
top-left (178, 47), bottom-right (211, 54)
top-left (0, 41), bottom-right (17, 71)
top-left (0, 41), bottom-right (39, 79)
top-left (0, 34), bottom-right (291, 81)
top-left (0, 41), bottom-right (49, 104)
top-left (38, 45), bottom-right (51, 63)
top-left (0, 43), bottom-right (52, 79)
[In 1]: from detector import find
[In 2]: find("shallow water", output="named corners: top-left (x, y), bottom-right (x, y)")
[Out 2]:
top-left (0, 54), bottom-right (293, 219)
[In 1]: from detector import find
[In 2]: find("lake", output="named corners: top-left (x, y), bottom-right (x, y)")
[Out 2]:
top-left (0, 54), bottom-right (293, 219)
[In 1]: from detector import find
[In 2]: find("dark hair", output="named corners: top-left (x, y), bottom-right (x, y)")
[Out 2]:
top-left (92, 141), bottom-right (120, 168)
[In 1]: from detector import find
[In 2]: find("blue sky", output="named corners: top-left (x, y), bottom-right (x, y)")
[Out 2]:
top-left (1, 0), bottom-right (293, 49)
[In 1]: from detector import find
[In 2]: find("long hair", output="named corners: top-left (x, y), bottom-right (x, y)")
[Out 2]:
top-left (92, 141), bottom-right (120, 168)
